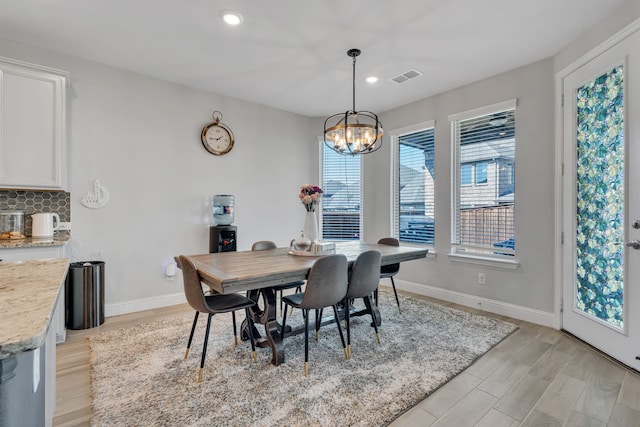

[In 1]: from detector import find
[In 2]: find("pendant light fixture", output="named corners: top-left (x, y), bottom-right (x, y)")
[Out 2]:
top-left (324, 49), bottom-right (383, 155)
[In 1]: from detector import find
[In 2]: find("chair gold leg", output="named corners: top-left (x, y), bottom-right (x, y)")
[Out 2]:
top-left (198, 368), bottom-right (203, 383)
top-left (376, 333), bottom-right (381, 344)
top-left (344, 347), bottom-right (348, 359)
top-left (304, 361), bottom-right (309, 377)
top-left (234, 336), bottom-right (238, 346)
top-left (183, 348), bottom-right (190, 360)
top-left (346, 344), bottom-right (351, 359)
top-left (252, 350), bottom-right (257, 363)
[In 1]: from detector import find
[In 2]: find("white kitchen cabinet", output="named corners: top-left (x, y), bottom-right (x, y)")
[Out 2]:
top-left (0, 56), bottom-right (68, 190)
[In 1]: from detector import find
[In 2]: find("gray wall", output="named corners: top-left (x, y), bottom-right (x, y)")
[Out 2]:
top-left (361, 58), bottom-right (555, 314)
top-left (0, 39), bottom-right (315, 309)
top-left (555, 0), bottom-right (640, 74)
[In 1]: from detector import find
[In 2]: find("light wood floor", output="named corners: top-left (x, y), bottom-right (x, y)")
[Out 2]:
top-left (53, 291), bottom-right (640, 427)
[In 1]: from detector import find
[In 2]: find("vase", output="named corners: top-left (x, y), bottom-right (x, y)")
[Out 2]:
top-left (303, 210), bottom-right (319, 243)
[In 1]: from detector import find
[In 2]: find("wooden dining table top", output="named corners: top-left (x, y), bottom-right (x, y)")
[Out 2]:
top-left (184, 241), bottom-right (428, 294)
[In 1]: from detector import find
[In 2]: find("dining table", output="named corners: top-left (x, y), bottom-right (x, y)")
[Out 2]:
top-left (181, 241), bottom-right (428, 365)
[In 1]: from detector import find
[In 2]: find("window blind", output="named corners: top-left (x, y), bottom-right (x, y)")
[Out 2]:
top-left (321, 143), bottom-right (362, 240)
top-left (392, 123), bottom-right (435, 245)
top-left (450, 100), bottom-right (516, 256)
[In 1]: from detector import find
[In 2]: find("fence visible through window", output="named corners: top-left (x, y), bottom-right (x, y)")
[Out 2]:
top-left (459, 204), bottom-right (514, 255)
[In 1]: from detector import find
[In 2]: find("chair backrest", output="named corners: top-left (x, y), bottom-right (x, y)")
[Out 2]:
top-left (378, 237), bottom-right (399, 247)
top-left (178, 255), bottom-right (208, 313)
top-left (346, 250), bottom-right (382, 299)
top-left (300, 254), bottom-right (348, 309)
top-left (252, 240), bottom-right (277, 251)
top-left (378, 237), bottom-right (400, 274)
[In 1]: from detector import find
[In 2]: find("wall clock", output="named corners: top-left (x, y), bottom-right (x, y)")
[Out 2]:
top-left (201, 111), bottom-right (234, 156)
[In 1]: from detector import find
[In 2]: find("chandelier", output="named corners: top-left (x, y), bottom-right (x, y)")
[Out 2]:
top-left (324, 49), bottom-right (383, 155)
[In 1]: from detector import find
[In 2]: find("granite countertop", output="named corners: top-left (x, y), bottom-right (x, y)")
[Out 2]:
top-left (0, 258), bottom-right (69, 359)
top-left (0, 232), bottom-right (70, 249)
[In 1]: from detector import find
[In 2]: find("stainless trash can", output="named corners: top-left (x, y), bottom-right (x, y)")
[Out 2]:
top-left (66, 261), bottom-right (105, 330)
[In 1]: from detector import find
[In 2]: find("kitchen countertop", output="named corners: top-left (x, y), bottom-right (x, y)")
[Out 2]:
top-left (0, 232), bottom-right (70, 249)
top-left (0, 258), bottom-right (69, 360)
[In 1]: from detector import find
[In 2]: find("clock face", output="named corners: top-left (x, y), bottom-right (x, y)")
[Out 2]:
top-left (201, 123), bottom-right (234, 155)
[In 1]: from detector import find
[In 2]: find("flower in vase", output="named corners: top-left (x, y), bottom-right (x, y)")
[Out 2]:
top-left (299, 184), bottom-right (323, 212)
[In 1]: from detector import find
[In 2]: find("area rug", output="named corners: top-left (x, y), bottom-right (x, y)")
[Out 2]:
top-left (89, 292), bottom-right (517, 426)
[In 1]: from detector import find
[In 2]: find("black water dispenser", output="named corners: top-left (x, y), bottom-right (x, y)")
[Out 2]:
top-left (209, 225), bottom-right (237, 253)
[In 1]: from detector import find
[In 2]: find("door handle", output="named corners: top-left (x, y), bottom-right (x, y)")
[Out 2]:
top-left (627, 240), bottom-right (640, 250)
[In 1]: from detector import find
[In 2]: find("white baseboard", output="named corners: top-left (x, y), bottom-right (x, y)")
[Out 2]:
top-left (105, 282), bottom-right (555, 327)
top-left (105, 292), bottom-right (187, 317)
top-left (385, 279), bottom-right (555, 328)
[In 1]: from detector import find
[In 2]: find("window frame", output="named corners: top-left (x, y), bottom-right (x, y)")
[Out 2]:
top-left (448, 99), bottom-right (519, 267)
top-left (390, 120), bottom-right (436, 248)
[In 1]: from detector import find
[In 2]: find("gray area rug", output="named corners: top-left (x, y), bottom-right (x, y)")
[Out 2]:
top-left (89, 292), bottom-right (517, 426)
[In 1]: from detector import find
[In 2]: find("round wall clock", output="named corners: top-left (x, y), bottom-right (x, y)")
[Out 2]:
top-left (201, 111), bottom-right (235, 156)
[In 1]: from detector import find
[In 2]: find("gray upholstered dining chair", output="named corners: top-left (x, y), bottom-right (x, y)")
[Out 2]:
top-left (344, 250), bottom-right (382, 359)
top-left (251, 240), bottom-right (304, 316)
top-left (280, 254), bottom-right (349, 377)
top-left (178, 255), bottom-right (257, 383)
top-left (377, 237), bottom-right (402, 313)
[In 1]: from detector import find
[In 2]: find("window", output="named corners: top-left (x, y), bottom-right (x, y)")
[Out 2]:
top-left (320, 142), bottom-right (361, 240)
top-left (461, 164), bottom-right (473, 186)
top-left (450, 100), bottom-right (516, 257)
top-left (475, 161), bottom-right (488, 185)
top-left (391, 121), bottom-right (435, 246)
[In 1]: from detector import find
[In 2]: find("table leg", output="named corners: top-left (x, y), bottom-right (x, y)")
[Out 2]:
top-left (242, 288), bottom-right (285, 365)
top-left (350, 296), bottom-right (382, 327)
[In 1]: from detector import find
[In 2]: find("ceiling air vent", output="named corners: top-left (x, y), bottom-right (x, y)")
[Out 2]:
top-left (391, 69), bottom-right (423, 84)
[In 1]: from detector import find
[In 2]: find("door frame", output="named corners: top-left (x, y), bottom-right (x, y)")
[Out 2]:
top-left (554, 18), bottom-right (640, 330)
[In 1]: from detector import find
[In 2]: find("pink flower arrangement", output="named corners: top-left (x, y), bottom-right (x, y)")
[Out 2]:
top-left (299, 184), bottom-right (323, 212)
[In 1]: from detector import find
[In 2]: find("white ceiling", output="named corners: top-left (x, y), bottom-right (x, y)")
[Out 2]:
top-left (0, 0), bottom-right (627, 117)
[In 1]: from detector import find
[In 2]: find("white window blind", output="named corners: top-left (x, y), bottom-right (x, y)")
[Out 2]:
top-left (391, 122), bottom-right (435, 246)
top-left (321, 143), bottom-right (362, 240)
top-left (450, 100), bottom-right (516, 256)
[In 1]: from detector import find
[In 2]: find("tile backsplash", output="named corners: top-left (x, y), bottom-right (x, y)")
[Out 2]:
top-left (0, 190), bottom-right (70, 235)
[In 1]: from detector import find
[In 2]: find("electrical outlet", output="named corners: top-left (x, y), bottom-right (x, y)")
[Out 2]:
top-left (57, 222), bottom-right (71, 231)
top-left (477, 272), bottom-right (486, 285)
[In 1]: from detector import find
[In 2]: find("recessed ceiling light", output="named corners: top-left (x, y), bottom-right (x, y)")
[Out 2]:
top-left (220, 9), bottom-right (243, 26)
top-left (366, 76), bottom-right (378, 84)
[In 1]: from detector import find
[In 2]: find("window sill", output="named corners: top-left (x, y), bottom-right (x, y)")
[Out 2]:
top-left (447, 252), bottom-right (520, 270)
top-left (399, 244), bottom-right (437, 259)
